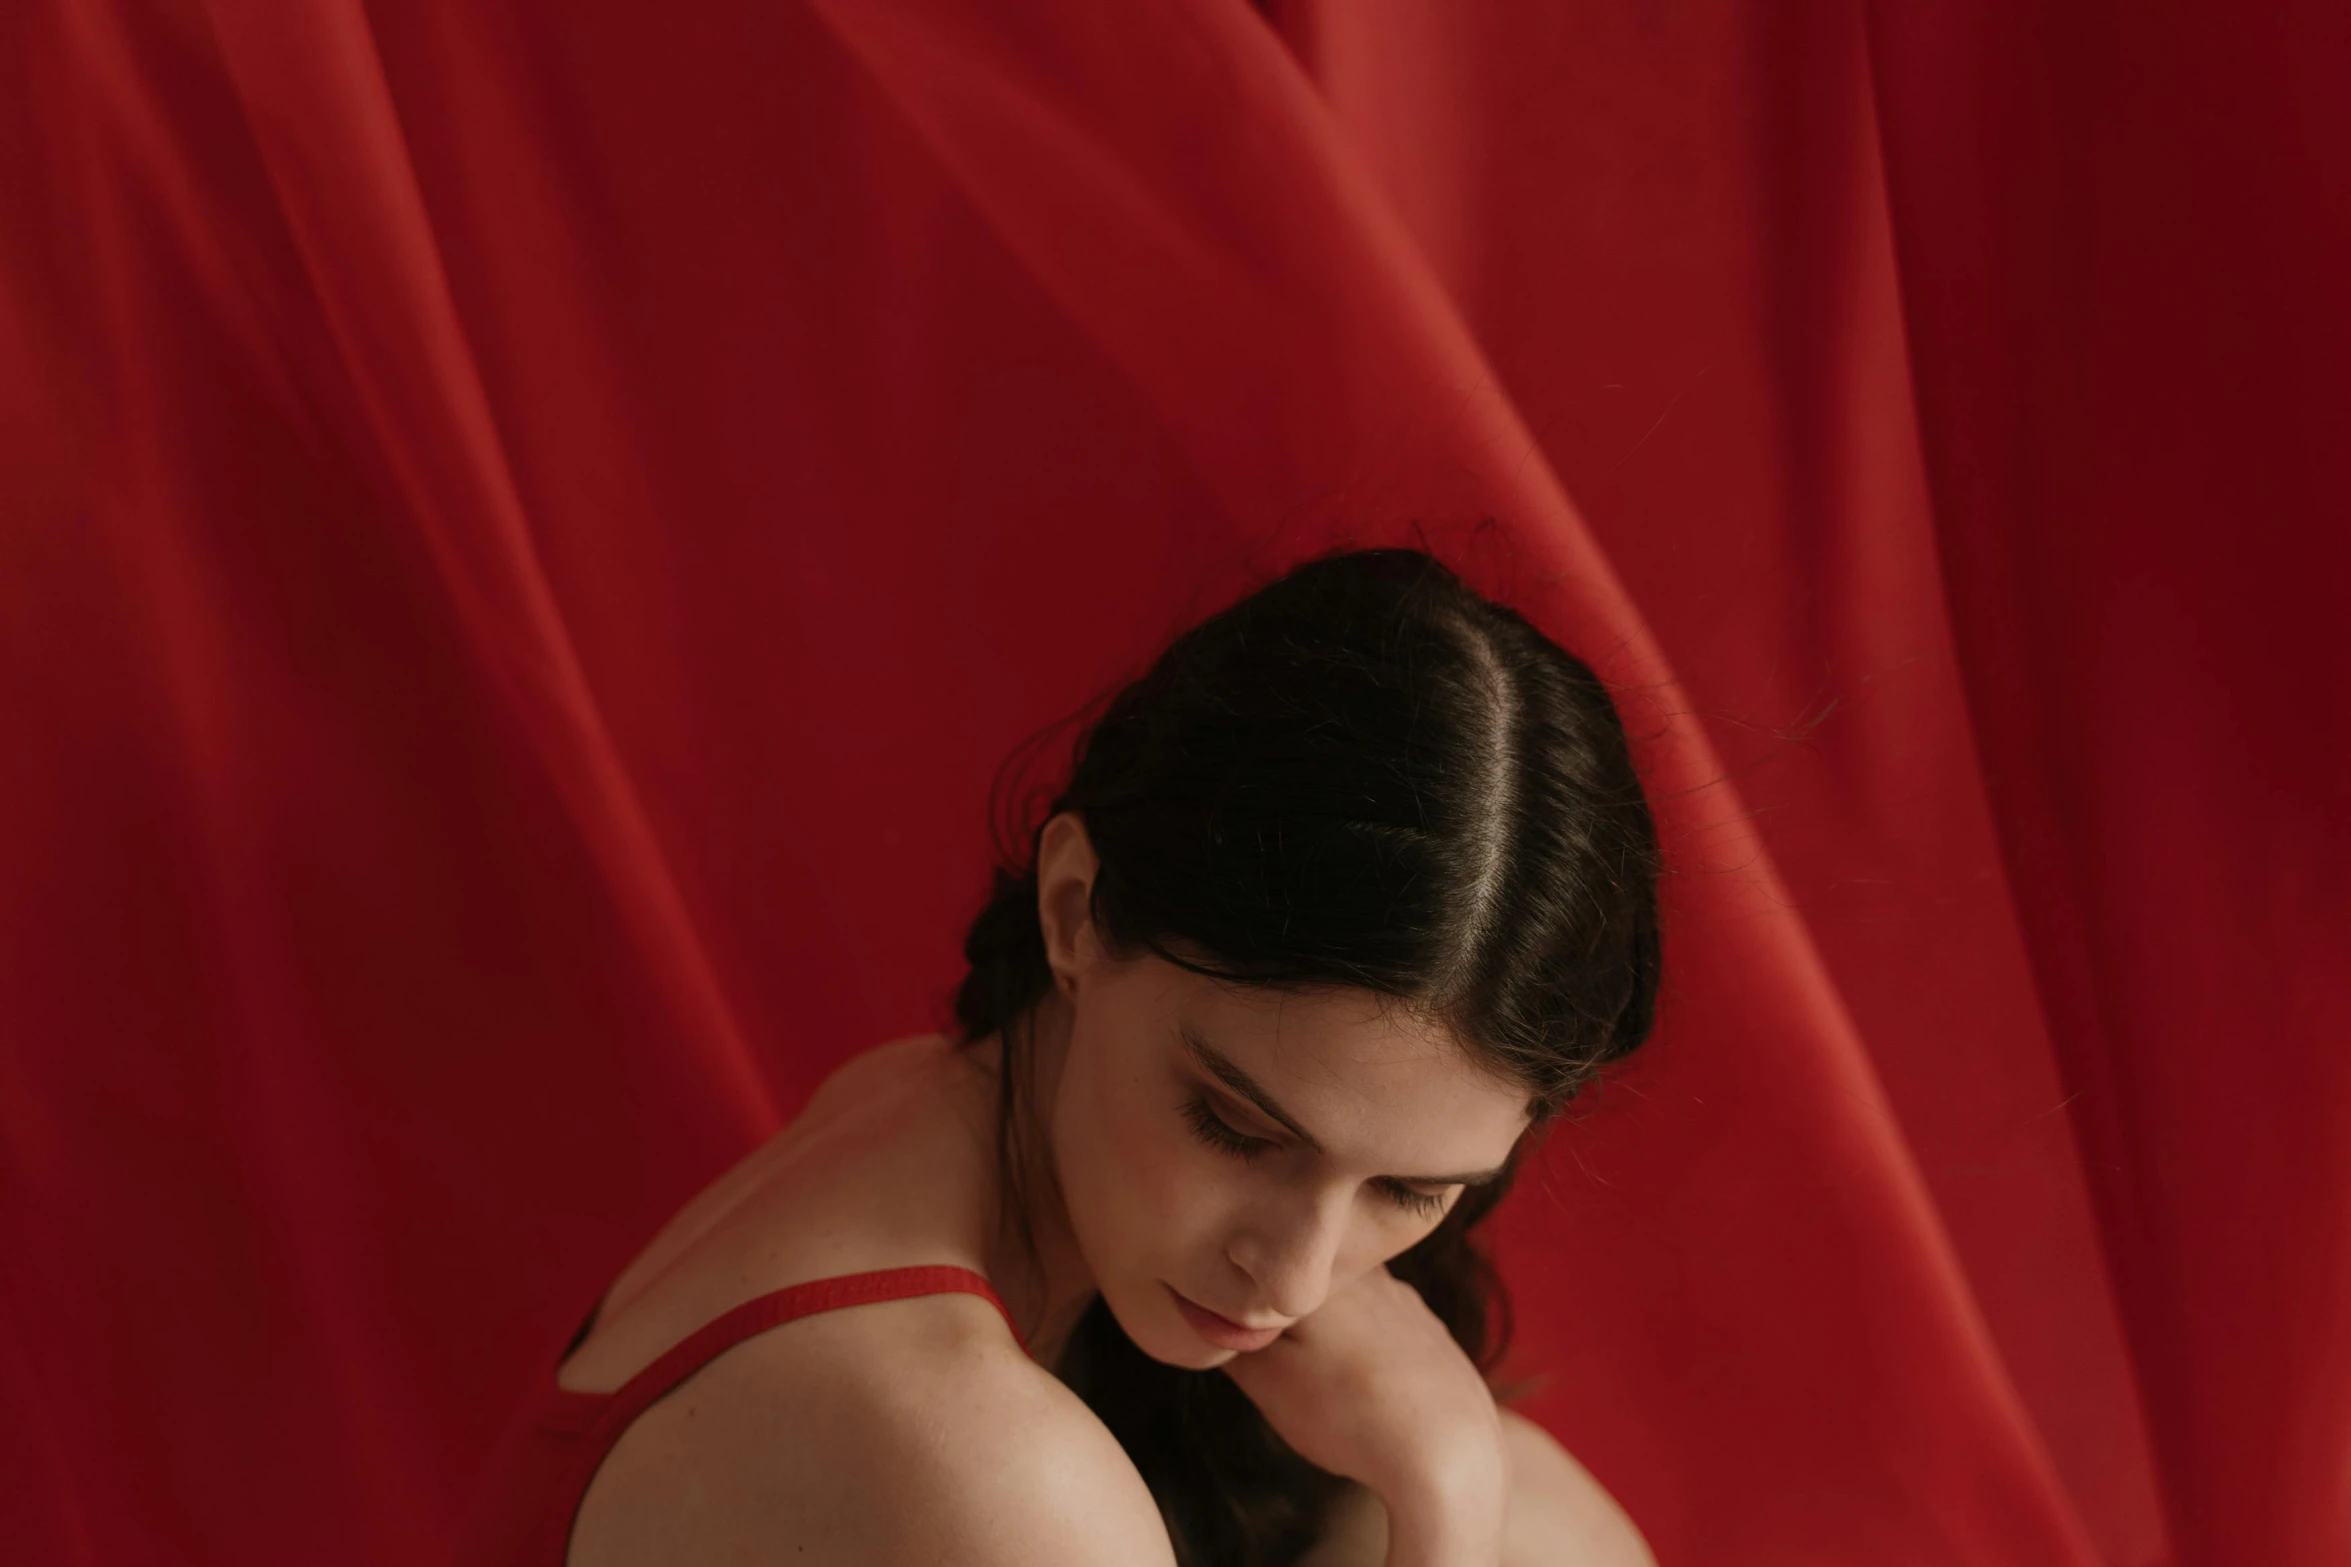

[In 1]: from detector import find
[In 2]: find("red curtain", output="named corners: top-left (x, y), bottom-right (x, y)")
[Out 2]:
top-left (2, 3), bottom-right (2340, 1563)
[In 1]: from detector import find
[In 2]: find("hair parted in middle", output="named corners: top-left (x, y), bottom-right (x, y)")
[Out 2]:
top-left (952, 545), bottom-right (1662, 1567)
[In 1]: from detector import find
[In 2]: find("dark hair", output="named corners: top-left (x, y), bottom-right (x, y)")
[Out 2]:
top-left (952, 547), bottom-right (1661, 1566)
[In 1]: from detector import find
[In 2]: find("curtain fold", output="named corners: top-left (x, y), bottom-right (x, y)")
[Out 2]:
top-left (1863, 6), bottom-right (2351, 1564)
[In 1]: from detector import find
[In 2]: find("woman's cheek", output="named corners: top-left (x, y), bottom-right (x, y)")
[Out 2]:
top-left (1095, 1073), bottom-right (1194, 1232)
top-left (1054, 1037), bottom-right (1164, 1244)
top-left (1084, 1076), bottom-right (1221, 1271)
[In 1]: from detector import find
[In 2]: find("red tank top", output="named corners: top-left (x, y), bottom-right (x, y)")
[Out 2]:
top-left (458, 1265), bottom-right (1021, 1566)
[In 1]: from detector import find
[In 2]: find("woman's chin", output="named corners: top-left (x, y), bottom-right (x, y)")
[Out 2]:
top-left (1162, 1335), bottom-right (1238, 1370)
top-left (1100, 1282), bottom-right (1235, 1369)
top-left (1145, 1334), bottom-right (1236, 1371)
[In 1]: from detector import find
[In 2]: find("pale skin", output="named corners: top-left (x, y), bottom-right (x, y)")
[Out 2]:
top-left (557, 813), bottom-right (1652, 1565)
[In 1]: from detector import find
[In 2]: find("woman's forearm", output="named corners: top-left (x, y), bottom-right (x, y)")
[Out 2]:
top-left (1295, 1419), bottom-right (1655, 1567)
top-left (1371, 1469), bottom-right (1506, 1567)
top-left (1290, 1483), bottom-right (1501, 1567)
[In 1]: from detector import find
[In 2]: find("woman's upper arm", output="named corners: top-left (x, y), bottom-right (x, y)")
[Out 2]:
top-left (874, 1364), bottom-right (1179, 1567)
top-left (1499, 1407), bottom-right (1654, 1567)
top-left (573, 1330), bottom-right (1175, 1567)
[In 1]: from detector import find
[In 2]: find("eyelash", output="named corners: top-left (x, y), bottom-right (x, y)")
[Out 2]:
top-left (1179, 1095), bottom-right (1453, 1219)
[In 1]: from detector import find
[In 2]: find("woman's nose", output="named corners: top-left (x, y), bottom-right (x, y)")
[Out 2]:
top-left (1228, 1186), bottom-right (1352, 1320)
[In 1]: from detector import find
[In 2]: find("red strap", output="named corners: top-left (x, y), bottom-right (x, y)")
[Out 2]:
top-left (514, 1266), bottom-right (1022, 1564)
top-left (580, 1265), bottom-right (1021, 1456)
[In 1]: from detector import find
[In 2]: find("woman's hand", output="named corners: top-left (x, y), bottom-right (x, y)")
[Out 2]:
top-left (1219, 1266), bottom-right (1507, 1565)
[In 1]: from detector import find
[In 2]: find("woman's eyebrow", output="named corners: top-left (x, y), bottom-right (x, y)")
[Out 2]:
top-left (1176, 1023), bottom-right (1510, 1188)
top-left (1180, 1022), bottom-right (1325, 1150)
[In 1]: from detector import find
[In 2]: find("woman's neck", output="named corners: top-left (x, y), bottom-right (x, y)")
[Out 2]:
top-left (973, 991), bottom-right (1100, 1371)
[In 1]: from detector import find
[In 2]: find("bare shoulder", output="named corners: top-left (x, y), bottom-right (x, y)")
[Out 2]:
top-left (1498, 1407), bottom-right (1654, 1567)
top-left (572, 1290), bottom-right (1174, 1567)
top-left (810, 1030), bottom-right (954, 1099)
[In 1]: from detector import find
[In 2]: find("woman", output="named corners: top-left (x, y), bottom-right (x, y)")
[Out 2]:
top-left (462, 548), bottom-right (1661, 1566)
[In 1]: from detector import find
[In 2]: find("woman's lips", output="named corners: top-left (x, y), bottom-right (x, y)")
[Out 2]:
top-left (1167, 1285), bottom-right (1286, 1352)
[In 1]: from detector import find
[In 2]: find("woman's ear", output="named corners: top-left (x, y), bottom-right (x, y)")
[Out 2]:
top-left (1034, 812), bottom-right (1099, 996)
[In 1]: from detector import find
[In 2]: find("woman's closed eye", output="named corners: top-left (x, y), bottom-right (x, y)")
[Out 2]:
top-left (1181, 1093), bottom-right (1276, 1159)
top-left (1179, 1095), bottom-right (1453, 1219)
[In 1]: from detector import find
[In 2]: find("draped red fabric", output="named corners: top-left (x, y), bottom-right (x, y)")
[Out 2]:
top-left (0, 2), bottom-right (2339, 1564)
top-left (1860, 8), bottom-right (2351, 1564)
